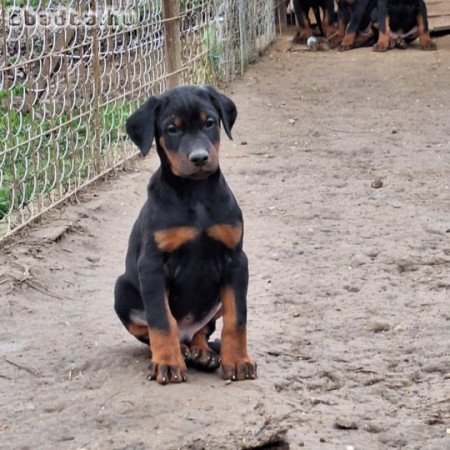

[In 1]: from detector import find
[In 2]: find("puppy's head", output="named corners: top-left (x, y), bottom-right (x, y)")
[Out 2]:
top-left (126, 85), bottom-right (237, 180)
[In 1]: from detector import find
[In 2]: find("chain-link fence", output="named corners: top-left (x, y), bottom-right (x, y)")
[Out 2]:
top-left (0, 0), bottom-right (282, 241)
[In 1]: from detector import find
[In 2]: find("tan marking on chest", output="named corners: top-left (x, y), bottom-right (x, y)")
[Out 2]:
top-left (154, 227), bottom-right (199, 252)
top-left (207, 223), bottom-right (243, 249)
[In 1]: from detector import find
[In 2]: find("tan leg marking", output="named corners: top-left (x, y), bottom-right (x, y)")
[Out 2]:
top-left (417, 14), bottom-right (435, 50)
top-left (220, 286), bottom-right (256, 381)
top-left (148, 295), bottom-right (186, 384)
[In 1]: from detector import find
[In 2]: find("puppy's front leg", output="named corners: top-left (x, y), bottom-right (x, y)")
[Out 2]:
top-left (417, 2), bottom-right (436, 51)
top-left (373, 0), bottom-right (391, 52)
top-left (339, 0), bottom-right (371, 51)
top-left (139, 259), bottom-right (186, 384)
top-left (220, 253), bottom-right (256, 381)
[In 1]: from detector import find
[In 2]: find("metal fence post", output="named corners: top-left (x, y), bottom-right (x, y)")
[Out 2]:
top-left (163, 0), bottom-right (182, 87)
top-left (238, 0), bottom-right (245, 75)
top-left (92, 0), bottom-right (101, 174)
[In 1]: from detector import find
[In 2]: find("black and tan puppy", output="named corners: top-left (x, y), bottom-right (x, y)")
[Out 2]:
top-left (114, 85), bottom-right (256, 385)
top-left (292, 0), bottom-right (336, 43)
top-left (329, 0), bottom-right (378, 51)
top-left (374, 0), bottom-right (436, 51)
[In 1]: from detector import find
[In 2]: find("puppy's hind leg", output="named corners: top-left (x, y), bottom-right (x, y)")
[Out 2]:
top-left (114, 275), bottom-right (149, 344)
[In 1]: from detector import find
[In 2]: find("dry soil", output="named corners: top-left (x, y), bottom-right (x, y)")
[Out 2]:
top-left (1, 32), bottom-right (450, 450)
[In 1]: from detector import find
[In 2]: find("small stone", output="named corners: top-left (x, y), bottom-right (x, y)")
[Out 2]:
top-left (344, 285), bottom-right (360, 293)
top-left (363, 421), bottom-right (384, 433)
top-left (391, 128), bottom-right (398, 134)
top-left (378, 431), bottom-right (407, 447)
top-left (288, 119), bottom-right (295, 124)
top-left (86, 255), bottom-right (100, 263)
top-left (335, 417), bottom-right (358, 430)
top-left (425, 412), bottom-right (443, 425)
top-left (365, 321), bottom-right (391, 333)
top-left (371, 179), bottom-right (383, 189)
top-left (241, 141), bottom-right (248, 145)
top-left (423, 361), bottom-right (450, 374)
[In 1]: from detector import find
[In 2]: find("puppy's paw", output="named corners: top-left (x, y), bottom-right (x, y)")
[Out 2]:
top-left (420, 40), bottom-right (436, 51)
top-left (327, 33), bottom-right (342, 49)
top-left (148, 361), bottom-right (187, 384)
top-left (373, 41), bottom-right (390, 52)
top-left (148, 350), bottom-right (187, 385)
top-left (189, 345), bottom-right (220, 372)
top-left (180, 343), bottom-right (191, 361)
top-left (338, 44), bottom-right (354, 52)
top-left (221, 357), bottom-right (257, 381)
top-left (394, 38), bottom-right (407, 50)
top-left (293, 30), bottom-right (310, 45)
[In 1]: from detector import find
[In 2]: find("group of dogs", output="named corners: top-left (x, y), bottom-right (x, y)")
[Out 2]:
top-left (289, 0), bottom-right (436, 51)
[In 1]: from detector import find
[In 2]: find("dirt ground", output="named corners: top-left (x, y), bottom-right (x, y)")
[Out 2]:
top-left (1, 30), bottom-right (450, 450)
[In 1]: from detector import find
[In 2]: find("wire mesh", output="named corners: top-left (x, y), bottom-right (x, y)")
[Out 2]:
top-left (0, 0), bottom-right (281, 241)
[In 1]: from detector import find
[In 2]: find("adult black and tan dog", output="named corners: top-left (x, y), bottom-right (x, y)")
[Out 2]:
top-left (374, 0), bottom-right (436, 51)
top-left (292, 0), bottom-right (336, 43)
top-left (114, 85), bottom-right (256, 385)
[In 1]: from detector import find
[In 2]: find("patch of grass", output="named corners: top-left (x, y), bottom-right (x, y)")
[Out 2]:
top-left (3, 0), bottom-right (41, 8)
top-left (188, 18), bottom-right (227, 85)
top-left (0, 93), bottom-right (130, 220)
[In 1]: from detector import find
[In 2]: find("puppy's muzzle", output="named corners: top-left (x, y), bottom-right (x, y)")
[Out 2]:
top-left (189, 149), bottom-right (209, 167)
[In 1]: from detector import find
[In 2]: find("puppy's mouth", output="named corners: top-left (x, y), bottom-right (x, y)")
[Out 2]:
top-left (183, 167), bottom-right (216, 180)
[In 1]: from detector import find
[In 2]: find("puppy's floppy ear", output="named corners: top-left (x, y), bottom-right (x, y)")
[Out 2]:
top-left (203, 85), bottom-right (237, 140)
top-left (126, 96), bottom-right (159, 156)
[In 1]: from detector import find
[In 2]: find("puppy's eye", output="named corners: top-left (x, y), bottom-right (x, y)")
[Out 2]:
top-left (166, 125), bottom-right (178, 135)
top-left (205, 118), bottom-right (215, 128)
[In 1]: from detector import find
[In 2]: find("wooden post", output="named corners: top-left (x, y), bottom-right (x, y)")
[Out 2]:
top-left (238, 0), bottom-right (245, 75)
top-left (163, 0), bottom-right (182, 88)
top-left (277, 0), bottom-right (287, 33)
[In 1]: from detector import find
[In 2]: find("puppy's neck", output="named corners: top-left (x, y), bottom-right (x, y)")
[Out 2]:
top-left (154, 165), bottom-right (223, 197)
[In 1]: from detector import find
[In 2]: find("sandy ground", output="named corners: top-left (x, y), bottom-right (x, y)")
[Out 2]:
top-left (1, 31), bottom-right (450, 450)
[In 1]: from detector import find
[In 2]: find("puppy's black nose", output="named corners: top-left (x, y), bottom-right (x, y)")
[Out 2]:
top-left (189, 150), bottom-right (209, 167)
